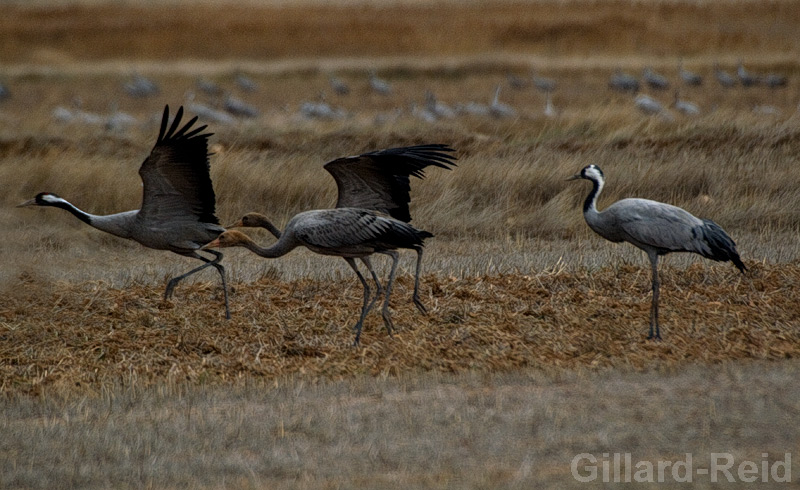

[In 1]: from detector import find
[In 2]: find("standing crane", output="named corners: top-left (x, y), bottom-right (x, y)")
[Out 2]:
top-left (208, 145), bottom-right (457, 345)
top-left (17, 105), bottom-right (231, 318)
top-left (568, 165), bottom-right (745, 340)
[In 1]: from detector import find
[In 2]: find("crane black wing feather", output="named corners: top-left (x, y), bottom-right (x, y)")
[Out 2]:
top-left (138, 105), bottom-right (218, 225)
top-left (323, 144), bottom-right (457, 223)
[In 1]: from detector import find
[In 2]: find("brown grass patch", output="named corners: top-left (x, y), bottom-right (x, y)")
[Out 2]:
top-left (2, 262), bottom-right (797, 397)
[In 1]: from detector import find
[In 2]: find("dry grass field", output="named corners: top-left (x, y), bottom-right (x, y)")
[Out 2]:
top-left (3, 0), bottom-right (800, 487)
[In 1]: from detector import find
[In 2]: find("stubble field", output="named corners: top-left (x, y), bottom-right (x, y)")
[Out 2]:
top-left (2, 0), bottom-right (800, 487)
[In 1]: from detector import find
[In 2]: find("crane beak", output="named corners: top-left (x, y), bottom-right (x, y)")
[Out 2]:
top-left (225, 219), bottom-right (244, 228)
top-left (201, 238), bottom-right (221, 250)
top-left (566, 174), bottom-right (581, 181)
top-left (16, 198), bottom-right (37, 207)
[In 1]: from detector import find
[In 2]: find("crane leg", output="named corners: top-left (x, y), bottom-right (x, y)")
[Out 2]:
top-left (378, 251), bottom-right (400, 336)
top-left (345, 258), bottom-right (372, 346)
top-left (164, 251), bottom-right (231, 320)
top-left (204, 250), bottom-right (231, 320)
top-left (359, 257), bottom-right (383, 321)
top-left (359, 257), bottom-right (383, 299)
top-left (412, 246), bottom-right (428, 315)
top-left (647, 253), bottom-right (661, 340)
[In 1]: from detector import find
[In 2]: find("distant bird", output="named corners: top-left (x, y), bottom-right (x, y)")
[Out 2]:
top-left (51, 106), bottom-right (75, 123)
top-left (196, 78), bottom-right (223, 96)
top-left (609, 69), bottom-right (640, 93)
top-left (673, 91), bottom-right (700, 116)
top-left (425, 91), bottom-right (456, 119)
top-left (368, 70), bottom-right (392, 95)
top-left (714, 63), bottom-right (736, 88)
top-left (123, 74), bottom-right (160, 98)
top-left (185, 91), bottom-right (236, 125)
top-left (568, 164), bottom-right (745, 339)
top-left (0, 81), bottom-right (10, 101)
top-left (531, 70), bottom-right (557, 93)
top-left (489, 85), bottom-right (516, 118)
top-left (300, 101), bottom-right (345, 120)
top-left (543, 92), bottom-right (557, 118)
top-left (411, 102), bottom-right (438, 123)
top-left (210, 145), bottom-right (457, 345)
top-left (507, 72), bottom-right (529, 90)
top-left (300, 93), bottom-right (345, 120)
top-left (105, 106), bottom-right (138, 131)
top-left (635, 94), bottom-right (670, 119)
top-left (223, 94), bottom-right (259, 118)
top-left (764, 72), bottom-right (787, 89)
top-left (329, 76), bottom-right (351, 96)
top-left (373, 108), bottom-right (404, 126)
top-left (235, 73), bottom-right (258, 93)
top-left (753, 105), bottom-right (780, 116)
top-left (18, 106), bottom-right (231, 318)
top-left (188, 103), bottom-right (236, 125)
top-left (642, 67), bottom-right (670, 90)
top-left (737, 60), bottom-right (760, 87)
top-left (456, 101), bottom-right (490, 117)
top-left (678, 60), bottom-right (702, 86)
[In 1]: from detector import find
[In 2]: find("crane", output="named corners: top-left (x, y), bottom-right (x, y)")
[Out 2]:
top-left (609, 69), bottom-right (640, 94)
top-left (678, 60), bottom-right (702, 86)
top-left (18, 105), bottom-right (231, 318)
top-left (642, 67), bottom-right (670, 91)
top-left (210, 145), bottom-right (457, 345)
top-left (368, 70), bottom-right (392, 95)
top-left (714, 63), bottom-right (736, 88)
top-left (568, 164), bottom-right (746, 340)
top-left (737, 60), bottom-right (760, 87)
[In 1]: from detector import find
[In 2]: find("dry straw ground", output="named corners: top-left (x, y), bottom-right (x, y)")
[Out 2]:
top-left (2, 0), bottom-right (800, 487)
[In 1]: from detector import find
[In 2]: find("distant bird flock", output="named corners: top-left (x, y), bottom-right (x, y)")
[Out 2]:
top-left (0, 59), bottom-right (788, 136)
top-left (14, 58), bottom-right (781, 342)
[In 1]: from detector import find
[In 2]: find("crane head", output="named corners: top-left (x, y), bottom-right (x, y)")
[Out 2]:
top-left (202, 230), bottom-right (253, 249)
top-left (226, 212), bottom-right (271, 229)
top-left (17, 192), bottom-right (64, 208)
top-left (566, 165), bottom-right (604, 183)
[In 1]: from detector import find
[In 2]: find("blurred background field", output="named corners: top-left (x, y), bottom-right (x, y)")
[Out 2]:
top-left (2, 0), bottom-right (800, 487)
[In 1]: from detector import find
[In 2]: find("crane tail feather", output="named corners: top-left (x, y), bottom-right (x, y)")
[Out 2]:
top-left (700, 219), bottom-right (746, 273)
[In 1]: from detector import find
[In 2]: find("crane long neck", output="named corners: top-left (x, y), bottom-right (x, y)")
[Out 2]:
top-left (48, 198), bottom-right (94, 226)
top-left (583, 176), bottom-right (604, 216)
top-left (47, 198), bottom-right (134, 239)
top-left (240, 233), bottom-right (297, 258)
top-left (255, 219), bottom-right (282, 239)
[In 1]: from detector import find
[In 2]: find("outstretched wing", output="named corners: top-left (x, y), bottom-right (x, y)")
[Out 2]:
top-left (323, 144), bottom-right (457, 222)
top-left (138, 105), bottom-right (218, 225)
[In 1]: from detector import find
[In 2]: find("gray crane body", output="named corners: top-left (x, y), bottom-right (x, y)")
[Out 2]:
top-left (586, 197), bottom-right (727, 259)
top-left (288, 208), bottom-right (431, 258)
top-left (570, 164), bottom-right (745, 339)
top-left (216, 144), bottom-right (456, 345)
top-left (18, 105), bottom-right (231, 318)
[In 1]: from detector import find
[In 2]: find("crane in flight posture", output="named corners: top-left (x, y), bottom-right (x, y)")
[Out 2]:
top-left (207, 144), bottom-right (457, 345)
top-left (568, 165), bottom-right (745, 340)
top-left (18, 105), bottom-right (231, 318)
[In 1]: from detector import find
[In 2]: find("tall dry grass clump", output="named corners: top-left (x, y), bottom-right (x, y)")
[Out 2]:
top-left (6, 97), bottom-right (800, 278)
